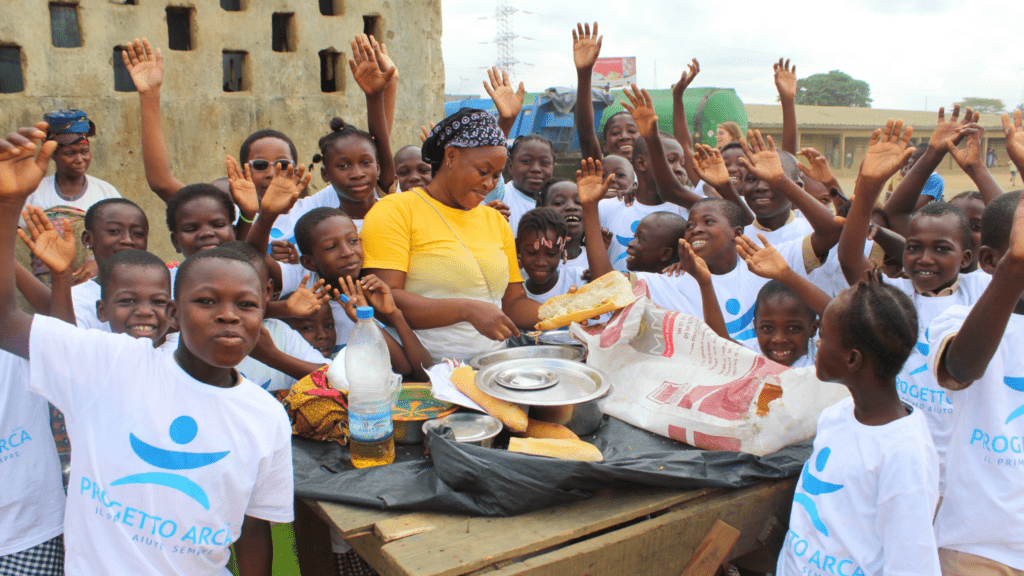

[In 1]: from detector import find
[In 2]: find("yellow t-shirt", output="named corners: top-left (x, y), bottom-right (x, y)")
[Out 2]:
top-left (361, 188), bottom-right (523, 361)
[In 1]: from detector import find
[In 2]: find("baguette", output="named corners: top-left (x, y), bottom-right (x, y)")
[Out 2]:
top-left (450, 366), bottom-right (528, 433)
top-left (535, 271), bottom-right (635, 331)
top-left (508, 437), bottom-right (604, 462)
top-left (524, 419), bottom-right (579, 441)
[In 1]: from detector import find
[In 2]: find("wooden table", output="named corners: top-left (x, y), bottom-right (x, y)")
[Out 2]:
top-left (307, 477), bottom-right (797, 576)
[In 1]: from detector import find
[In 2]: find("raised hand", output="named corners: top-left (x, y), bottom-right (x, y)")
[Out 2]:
top-left (270, 240), bottom-right (300, 264)
top-left (260, 162), bottom-right (310, 216)
top-left (797, 147), bottom-right (837, 186)
top-left (349, 34), bottom-right (396, 96)
top-left (71, 259), bottom-right (98, 285)
top-left (738, 129), bottom-right (785, 184)
top-left (484, 67), bottom-right (525, 123)
top-left (572, 22), bottom-right (602, 70)
top-left (1006, 180), bottom-right (1024, 266)
top-left (735, 234), bottom-right (791, 280)
top-left (948, 123), bottom-right (985, 172)
top-left (576, 158), bottom-right (614, 205)
top-left (368, 35), bottom-right (398, 82)
top-left (1002, 110), bottom-right (1024, 173)
top-left (0, 126), bottom-right (56, 200)
top-left (773, 58), bottom-right (796, 101)
top-left (122, 38), bottom-right (164, 94)
top-left (693, 144), bottom-right (731, 188)
top-left (620, 84), bottom-right (658, 138)
top-left (226, 155), bottom-right (258, 218)
top-left (860, 119), bottom-right (915, 186)
top-left (678, 238), bottom-right (712, 285)
top-left (486, 200), bottom-right (511, 221)
top-left (672, 59), bottom-right (700, 100)
top-left (356, 274), bottom-right (397, 316)
top-left (284, 275), bottom-right (330, 317)
top-left (929, 105), bottom-right (978, 152)
top-left (419, 122), bottom-right (435, 143)
top-left (18, 205), bottom-right (76, 274)
top-left (337, 275), bottom-right (368, 322)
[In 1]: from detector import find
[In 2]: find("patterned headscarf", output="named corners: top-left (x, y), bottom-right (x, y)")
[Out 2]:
top-left (44, 109), bottom-right (95, 146)
top-left (422, 108), bottom-right (506, 176)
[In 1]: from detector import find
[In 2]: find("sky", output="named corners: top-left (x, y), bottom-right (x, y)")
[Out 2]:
top-left (440, 0), bottom-right (1024, 112)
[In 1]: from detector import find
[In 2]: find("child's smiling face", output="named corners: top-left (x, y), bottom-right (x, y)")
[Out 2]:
top-left (625, 218), bottom-right (672, 272)
top-left (300, 215), bottom-right (363, 287)
top-left (604, 114), bottom-right (639, 158)
top-left (247, 137), bottom-right (295, 198)
top-left (904, 214), bottom-right (970, 293)
top-left (97, 264), bottom-right (171, 344)
top-left (394, 146), bottom-right (432, 191)
top-left (543, 182), bottom-right (583, 239)
top-left (510, 140), bottom-right (554, 196)
top-left (755, 295), bottom-right (818, 367)
top-left (685, 202), bottom-right (742, 270)
top-left (83, 204), bottom-right (149, 265)
top-left (518, 229), bottom-right (562, 286)
top-left (601, 155), bottom-right (635, 198)
top-left (283, 304), bottom-right (337, 358)
top-left (662, 137), bottom-right (687, 184)
top-left (741, 171), bottom-right (792, 226)
top-left (322, 135), bottom-right (380, 204)
top-left (171, 196), bottom-right (235, 257)
top-left (721, 147), bottom-right (745, 184)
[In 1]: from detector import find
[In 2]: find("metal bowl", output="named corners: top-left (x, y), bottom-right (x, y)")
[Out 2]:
top-left (422, 413), bottom-right (504, 448)
top-left (468, 345), bottom-right (584, 370)
top-left (391, 384), bottom-right (458, 444)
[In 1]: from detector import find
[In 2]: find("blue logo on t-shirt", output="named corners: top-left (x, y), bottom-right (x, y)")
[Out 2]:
top-left (111, 416), bottom-right (230, 510)
top-left (725, 298), bottom-right (756, 341)
top-left (793, 447), bottom-right (845, 537)
top-left (613, 221), bottom-right (640, 264)
top-left (1004, 376), bottom-right (1024, 425)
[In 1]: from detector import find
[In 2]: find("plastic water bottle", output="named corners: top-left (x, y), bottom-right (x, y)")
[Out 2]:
top-left (345, 306), bottom-right (395, 468)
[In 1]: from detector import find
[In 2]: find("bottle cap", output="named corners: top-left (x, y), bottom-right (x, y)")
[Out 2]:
top-left (356, 306), bottom-right (375, 320)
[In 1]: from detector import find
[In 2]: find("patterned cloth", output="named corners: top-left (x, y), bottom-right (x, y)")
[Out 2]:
top-left (0, 535), bottom-right (64, 576)
top-left (281, 365), bottom-right (349, 445)
top-left (421, 108), bottom-right (506, 175)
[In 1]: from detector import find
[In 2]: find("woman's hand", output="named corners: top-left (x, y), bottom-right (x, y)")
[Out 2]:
top-left (18, 205), bottom-right (76, 275)
top-left (463, 299), bottom-right (518, 341)
top-left (484, 67), bottom-right (525, 129)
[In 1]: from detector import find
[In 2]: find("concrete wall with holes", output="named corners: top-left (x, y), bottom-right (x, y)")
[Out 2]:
top-left (0, 0), bottom-right (444, 261)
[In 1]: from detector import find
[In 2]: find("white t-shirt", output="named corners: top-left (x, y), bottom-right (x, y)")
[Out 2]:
top-left (599, 199), bottom-right (688, 272)
top-left (563, 246), bottom-right (588, 269)
top-left (25, 174), bottom-right (121, 215)
top-left (267, 184), bottom-right (370, 252)
top-left (635, 236), bottom-right (812, 344)
top-left (888, 273), bottom-right (991, 490)
top-left (777, 397), bottom-right (940, 576)
top-left (524, 266), bottom-right (586, 304)
top-left (72, 278), bottom-right (108, 331)
top-left (237, 319), bottom-right (327, 392)
top-left (279, 263), bottom-right (356, 346)
top-left (0, 350), bottom-right (65, 556)
top-left (928, 307), bottom-right (1024, 570)
top-left (742, 213), bottom-right (813, 247)
top-left (27, 315), bottom-right (294, 576)
top-left (503, 181), bottom-right (536, 239)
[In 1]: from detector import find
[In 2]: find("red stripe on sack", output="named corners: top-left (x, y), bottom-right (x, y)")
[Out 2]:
top-left (668, 425), bottom-right (688, 443)
top-left (679, 384), bottom-right (719, 409)
top-left (693, 431), bottom-right (741, 451)
top-left (662, 312), bottom-right (677, 357)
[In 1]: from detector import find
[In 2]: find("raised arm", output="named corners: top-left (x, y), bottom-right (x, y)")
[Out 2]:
top-left (122, 38), bottom-right (184, 202)
top-left (573, 22), bottom-right (604, 162)
top-left (739, 130), bottom-right (842, 257)
top-left (350, 34), bottom-right (397, 192)
top-left (1003, 110), bottom-right (1024, 176)
top-left (375, 39), bottom-right (398, 135)
top-left (678, 238), bottom-right (729, 339)
top-left (773, 58), bottom-right (798, 155)
top-left (736, 234), bottom-right (832, 316)
top-left (838, 120), bottom-right (915, 285)
top-left (339, 275), bottom-right (431, 380)
top-left (672, 59), bottom-right (701, 186)
top-left (577, 158), bottom-right (616, 279)
top-left (884, 106), bottom-right (974, 236)
top-left (939, 193), bottom-right (1024, 389)
top-left (18, 205), bottom-right (77, 325)
top-left (797, 147), bottom-right (841, 194)
top-left (693, 144), bottom-right (754, 225)
top-left (0, 126), bottom-right (58, 358)
top-left (483, 67), bottom-right (525, 139)
top-left (621, 85), bottom-right (701, 208)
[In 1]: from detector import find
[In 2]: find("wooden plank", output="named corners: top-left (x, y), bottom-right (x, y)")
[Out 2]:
top-left (375, 487), bottom-right (714, 576)
top-left (679, 520), bottom-right (741, 576)
top-left (305, 499), bottom-right (402, 538)
top-left (474, 478), bottom-right (796, 576)
top-left (375, 514), bottom-right (443, 543)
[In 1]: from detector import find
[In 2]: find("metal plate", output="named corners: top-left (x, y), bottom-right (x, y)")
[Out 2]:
top-left (422, 413), bottom-right (503, 443)
top-left (475, 358), bottom-right (609, 406)
top-left (495, 367), bottom-right (559, 390)
top-left (468, 345), bottom-right (584, 370)
top-left (537, 330), bottom-right (582, 347)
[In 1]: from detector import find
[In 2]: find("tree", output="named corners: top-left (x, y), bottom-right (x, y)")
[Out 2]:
top-left (794, 70), bottom-right (872, 108)
top-left (955, 97), bottom-right (1005, 114)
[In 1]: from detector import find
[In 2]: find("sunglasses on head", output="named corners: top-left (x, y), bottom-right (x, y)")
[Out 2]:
top-left (247, 159), bottom-right (293, 172)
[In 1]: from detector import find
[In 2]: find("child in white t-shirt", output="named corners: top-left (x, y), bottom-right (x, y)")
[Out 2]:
top-left (0, 126), bottom-right (294, 576)
top-left (928, 190), bottom-right (1024, 575)
top-left (777, 274), bottom-right (941, 576)
top-left (518, 208), bottom-right (586, 304)
top-left (536, 179), bottom-right (589, 269)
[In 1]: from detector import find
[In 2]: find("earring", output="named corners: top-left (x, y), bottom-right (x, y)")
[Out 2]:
top-left (447, 161), bottom-right (452, 169)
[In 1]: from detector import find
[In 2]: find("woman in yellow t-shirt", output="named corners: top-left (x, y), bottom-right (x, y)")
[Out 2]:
top-left (362, 109), bottom-right (540, 362)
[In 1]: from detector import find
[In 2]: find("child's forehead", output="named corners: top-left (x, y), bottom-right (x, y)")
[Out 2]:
top-left (248, 137), bottom-right (292, 160)
top-left (606, 115), bottom-right (636, 129)
top-left (548, 181), bottom-right (577, 197)
top-left (689, 202), bottom-right (727, 220)
top-left (661, 137), bottom-right (684, 154)
top-left (395, 147), bottom-right (424, 164)
top-left (97, 204), bottom-right (147, 226)
top-left (951, 196), bottom-right (985, 215)
top-left (178, 196), bottom-right (230, 219)
top-left (909, 213), bottom-right (964, 241)
top-left (106, 265), bottom-right (171, 294)
top-left (313, 215), bottom-right (357, 236)
top-left (514, 140), bottom-right (553, 158)
top-left (327, 134), bottom-right (376, 156)
top-left (179, 258), bottom-right (262, 294)
top-left (757, 294), bottom-right (814, 321)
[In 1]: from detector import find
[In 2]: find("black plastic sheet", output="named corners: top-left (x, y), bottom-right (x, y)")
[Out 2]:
top-left (293, 416), bottom-right (811, 517)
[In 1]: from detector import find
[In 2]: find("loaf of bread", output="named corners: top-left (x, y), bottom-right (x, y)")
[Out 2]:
top-left (535, 271), bottom-right (636, 331)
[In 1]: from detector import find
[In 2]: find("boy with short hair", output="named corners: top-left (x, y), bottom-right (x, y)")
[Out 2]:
top-left (0, 125), bottom-right (293, 575)
top-left (928, 190), bottom-right (1024, 575)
